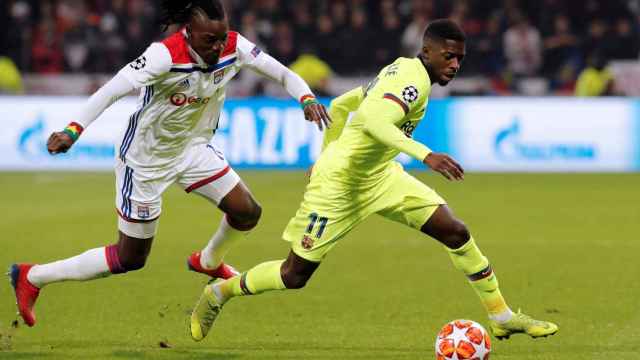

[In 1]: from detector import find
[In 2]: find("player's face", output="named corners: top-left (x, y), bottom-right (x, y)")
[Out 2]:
top-left (188, 16), bottom-right (229, 65)
top-left (424, 39), bottom-right (465, 86)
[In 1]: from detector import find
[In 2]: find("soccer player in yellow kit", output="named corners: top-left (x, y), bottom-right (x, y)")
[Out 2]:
top-left (190, 19), bottom-right (559, 342)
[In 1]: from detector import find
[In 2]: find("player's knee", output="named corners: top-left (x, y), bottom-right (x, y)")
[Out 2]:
top-left (250, 201), bottom-right (262, 223)
top-left (444, 220), bottom-right (470, 249)
top-left (228, 200), bottom-right (262, 229)
top-left (281, 270), bottom-right (311, 289)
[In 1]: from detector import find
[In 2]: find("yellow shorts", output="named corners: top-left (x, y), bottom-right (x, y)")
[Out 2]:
top-left (282, 162), bottom-right (446, 262)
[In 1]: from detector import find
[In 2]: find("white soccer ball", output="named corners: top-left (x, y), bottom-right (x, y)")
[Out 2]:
top-left (435, 319), bottom-right (491, 360)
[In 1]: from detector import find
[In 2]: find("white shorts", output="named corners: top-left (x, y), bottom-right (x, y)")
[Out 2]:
top-left (115, 143), bottom-right (240, 222)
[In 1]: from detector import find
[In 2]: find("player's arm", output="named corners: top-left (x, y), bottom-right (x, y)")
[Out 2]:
top-left (322, 86), bottom-right (365, 150)
top-left (48, 43), bottom-right (171, 155)
top-left (360, 98), bottom-right (430, 159)
top-left (46, 75), bottom-right (134, 154)
top-left (237, 35), bottom-right (331, 131)
top-left (359, 98), bottom-right (464, 181)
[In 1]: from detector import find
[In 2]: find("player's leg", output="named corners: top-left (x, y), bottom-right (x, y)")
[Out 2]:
top-left (21, 228), bottom-right (155, 286)
top-left (179, 145), bottom-right (258, 278)
top-left (9, 225), bottom-right (157, 327)
top-left (421, 205), bottom-right (513, 320)
top-left (208, 200), bottom-right (343, 306)
top-left (190, 250), bottom-right (319, 341)
top-left (377, 165), bottom-right (511, 322)
top-left (377, 166), bottom-right (557, 339)
top-left (422, 206), bottom-right (558, 339)
top-left (209, 159), bottom-right (383, 302)
top-left (190, 166), bottom-right (366, 341)
top-left (208, 180), bottom-right (261, 265)
top-left (190, 211), bottom-right (363, 342)
top-left (185, 180), bottom-right (259, 278)
top-left (9, 161), bottom-right (163, 327)
top-left (216, 249), bottom-right (319, 300)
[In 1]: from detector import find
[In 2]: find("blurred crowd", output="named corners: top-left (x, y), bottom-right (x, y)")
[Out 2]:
top-left (1, 0), bottom-right (639, 95)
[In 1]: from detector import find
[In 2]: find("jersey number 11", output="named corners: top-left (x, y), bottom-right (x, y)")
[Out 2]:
top-left (306, 212), bottom-right (329, 239)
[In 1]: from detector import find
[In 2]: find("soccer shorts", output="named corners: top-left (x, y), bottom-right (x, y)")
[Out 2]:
top-left (282, 161), bottom-right (446, 262)
top-left (115, 143), bottom-right (240, 222)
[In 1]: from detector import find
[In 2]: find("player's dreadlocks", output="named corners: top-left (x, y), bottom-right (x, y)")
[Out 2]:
top-left (159, 0), bottom-right (225, 31)
top-left (424, 19), bottom-right (466, 42)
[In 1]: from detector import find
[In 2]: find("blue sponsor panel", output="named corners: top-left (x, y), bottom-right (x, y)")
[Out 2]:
top-left (0, 96), bottom-right (127, 170)
top-left (448, 98), bottom-right (638, 172)
top-left (0, 96), bottom-right (330, 170)
top-left (212, 97), bottom-right (447, 169)
top-left (636, 101), bottom-right (640, 171)
top-left (0, 96), bottom-right (452, 171)
top-left (418, 99), bottom-right (454, 155)
top-left (0, 96), bottom-right (638, 171)
top-left (211, 97), bottom-right (324, 169)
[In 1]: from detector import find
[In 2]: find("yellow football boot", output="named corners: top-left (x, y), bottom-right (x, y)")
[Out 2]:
top-left (489, 310), bottom-right (558, 340)
top-left (190, 285), bottom-right (223, 341)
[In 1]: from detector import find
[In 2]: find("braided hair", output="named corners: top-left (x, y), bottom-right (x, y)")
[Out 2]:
top-left (159, 0), bottom-right (225, 31)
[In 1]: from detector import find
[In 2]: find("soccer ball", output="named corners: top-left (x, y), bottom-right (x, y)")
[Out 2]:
top-left (435, 319), bottom-right (491, 360)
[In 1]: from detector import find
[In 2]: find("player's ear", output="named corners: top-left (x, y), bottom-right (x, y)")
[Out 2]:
top-left (422, 43), bottom-right (431, 61)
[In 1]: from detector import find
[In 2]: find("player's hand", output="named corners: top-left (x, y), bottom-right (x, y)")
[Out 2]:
top-left (47, 131), bottom-right (74, 155)
top-left (303, 103), bottom-right (332, 131)
top-left (423, 152), bottom-right (464, 181)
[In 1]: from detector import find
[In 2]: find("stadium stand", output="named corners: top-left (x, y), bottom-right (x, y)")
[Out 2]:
top-left (3, 0), bottom-right (639, 96)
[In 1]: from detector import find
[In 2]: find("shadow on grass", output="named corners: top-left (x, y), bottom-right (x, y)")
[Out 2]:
top-left (0, 352), bottom-right (52, 359)
top-left (112, 349), bottom-right (241, 359)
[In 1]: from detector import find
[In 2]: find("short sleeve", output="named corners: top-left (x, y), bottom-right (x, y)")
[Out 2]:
top-left (118, 43), bottom-right (172, 88)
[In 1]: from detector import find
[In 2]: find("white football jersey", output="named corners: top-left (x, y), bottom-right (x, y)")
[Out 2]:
top-left (117, 29), bottom-right (264, 171)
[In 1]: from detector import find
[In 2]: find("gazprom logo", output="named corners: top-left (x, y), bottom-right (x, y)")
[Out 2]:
top-left (18, 114), bottom-right (46, 157)
top-left (494, 119), bottom-right (596, 161)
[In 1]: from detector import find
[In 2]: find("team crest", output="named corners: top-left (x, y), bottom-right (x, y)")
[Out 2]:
top-left (214, 69), bottom-right (225, 84)
top-left (129, 56), bottom-right (147, 70)
top-left (301, 235), bottom-right (314, 250)
top-left (402, 85), bottom-right (419, 103)
top-left (137, 205), bottom-right (150, 219)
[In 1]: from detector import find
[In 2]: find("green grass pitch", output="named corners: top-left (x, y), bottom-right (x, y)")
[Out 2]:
top-left (0, 171), bottom-right (638, 359)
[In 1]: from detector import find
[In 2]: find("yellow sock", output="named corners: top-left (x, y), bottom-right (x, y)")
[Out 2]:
top-left (446, 237), bottom-right (511, 320)
top-left (215, 260), bottom-right (286, 303)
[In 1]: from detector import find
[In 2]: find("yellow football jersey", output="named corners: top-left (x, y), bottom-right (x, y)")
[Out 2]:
top-left (321, 57), bottom-right (432, 182)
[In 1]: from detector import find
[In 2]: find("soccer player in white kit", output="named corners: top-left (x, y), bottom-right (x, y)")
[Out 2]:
top-left (9, 0), bottom-right (331, 328)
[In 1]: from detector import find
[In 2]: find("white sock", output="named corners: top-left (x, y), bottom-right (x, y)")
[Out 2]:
top-left (211, 282), bottom-right (228, 304)
top-left (200, 216), bottom-right (248, 269)
top-left (27, 247), bottom-right (111, 288)
top-left (489, 308), bottom-right (514, 324)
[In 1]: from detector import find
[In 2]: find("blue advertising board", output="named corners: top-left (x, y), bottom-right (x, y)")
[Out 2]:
top-left (0, 96), bottom-right (637, 172)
